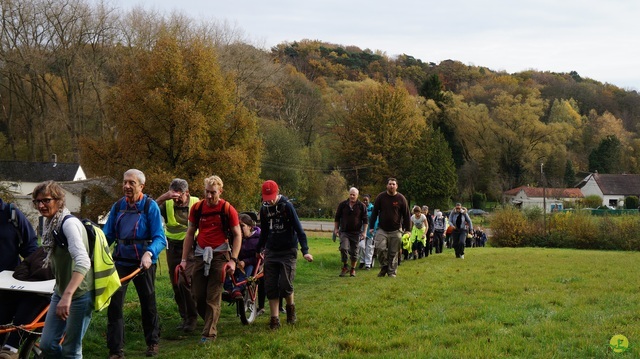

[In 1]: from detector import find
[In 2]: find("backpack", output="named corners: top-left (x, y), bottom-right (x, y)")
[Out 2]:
top-left (434, 216), bottom-right (446, 232)
top-left (115, 196), bottom-right (152, 216)
top-left (53, 215), bottom-right (121, 312)
top-left (260, 199), bottom-right (291, 227)
top-left (191, 199), bottom-right (232, 241)
top-left (3, 202), bottom-right (22, 244)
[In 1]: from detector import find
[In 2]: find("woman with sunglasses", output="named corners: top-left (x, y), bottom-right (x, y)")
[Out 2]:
top-left (32, 181), bottom-right (93, 358)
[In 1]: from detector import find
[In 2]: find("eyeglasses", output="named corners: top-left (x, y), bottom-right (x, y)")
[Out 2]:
top-left (32, 198), bottom-right (54, 205)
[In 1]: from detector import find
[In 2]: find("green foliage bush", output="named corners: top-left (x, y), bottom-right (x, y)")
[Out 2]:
top-left (625, 195), bottom-right (639, 209)
top-left (581, 194), bottom-right (603, 208)
top-left (489, 207), bottom-right (530, 247)
top-left (490, 207), bottom-right (640, 250)
top-left (522, 206), bottom-right (543, 221)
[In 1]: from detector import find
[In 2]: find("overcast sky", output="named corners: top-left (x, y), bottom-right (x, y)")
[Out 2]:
top-left (109, 0), bottom-right (639, 90)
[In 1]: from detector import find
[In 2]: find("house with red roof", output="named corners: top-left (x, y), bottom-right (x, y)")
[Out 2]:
top-left (503, 185), bottom-right (584, 211)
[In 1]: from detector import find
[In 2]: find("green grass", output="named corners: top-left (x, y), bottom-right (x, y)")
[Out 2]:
top-left (81, 235), bottom-right (640, 358)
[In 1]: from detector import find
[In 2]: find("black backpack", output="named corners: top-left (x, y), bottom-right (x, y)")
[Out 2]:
top-left (191, 199), bottom-right (232, 241)
top-left (3, 202), bottom-right (23, 245)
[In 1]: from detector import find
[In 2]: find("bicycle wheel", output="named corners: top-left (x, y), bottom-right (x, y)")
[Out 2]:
top-left (238, 282), bottom-right (259, 325)
top-left (19, 333), bottom-right (43, 359)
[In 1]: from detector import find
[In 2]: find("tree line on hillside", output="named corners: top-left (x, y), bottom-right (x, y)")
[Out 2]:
top-left (1, 0), bottom-right (639, 219)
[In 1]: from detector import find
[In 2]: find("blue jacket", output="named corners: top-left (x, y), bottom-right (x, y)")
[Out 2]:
top-left (103, 195), bottom-right (166, 266)
top-left (0, 199), bottom-right (38, 271)
top-left (449, 210), bottom-right (473, 233)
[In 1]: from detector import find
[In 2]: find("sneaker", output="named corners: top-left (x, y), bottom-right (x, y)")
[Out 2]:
top-left (108, 352), bottom-right (124, 359)
top-left (269, 316), bottom-right (281, 330)
top-left (358, 263), bottom-right (365, 269)
top-left (280, 306), bottom-right (286, 314)
top-left (364, 265), bottom-right (371, 270)
top-left (350, 268), bottom-right (356, 277)
top-left (285, 304), bottom-right (296, 324)
top-left (0, 349), bottom-right (19, 359)
top-left (183, 318), bottom-right (197, 333)
top-left (231, 290), bottom-right (243, 300)
top-left (199, 336), bottom-right (215, 345)
top-left (145, 344), bottom-right (158, 357)
top-left (388, 273), bottom-right (397, 278)
top-left (460, 255), bottom-right (464, 259)
top-left (377, 266), bottom-right (388, 277)
top-left (257, 308), bottom-right (265, 317)
top-left (339, 267), bottom-right (349, 277)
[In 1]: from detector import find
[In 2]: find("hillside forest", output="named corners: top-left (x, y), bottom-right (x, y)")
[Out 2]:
top-left (2, 0), bottom-right (640, 218)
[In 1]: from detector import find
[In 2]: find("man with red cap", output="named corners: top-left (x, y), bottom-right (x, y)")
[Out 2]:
top-left (257, 180), bottom-right (313, 330)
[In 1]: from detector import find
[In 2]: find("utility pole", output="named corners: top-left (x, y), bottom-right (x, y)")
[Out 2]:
top-left (541, 162), bottom-right (546, 235)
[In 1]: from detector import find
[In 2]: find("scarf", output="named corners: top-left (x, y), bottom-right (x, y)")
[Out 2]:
top-left (42, 207), bottom-right (71, 268)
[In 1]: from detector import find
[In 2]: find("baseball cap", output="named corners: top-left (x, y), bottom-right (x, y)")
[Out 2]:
top-left (261, 180), bottom-right (279, 201)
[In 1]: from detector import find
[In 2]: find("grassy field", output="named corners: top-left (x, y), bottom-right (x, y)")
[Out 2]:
top-left (81, 234), bottom-right (639, 358)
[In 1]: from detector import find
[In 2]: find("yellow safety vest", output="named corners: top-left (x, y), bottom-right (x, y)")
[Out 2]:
top-left (92, 221), bottom-right (121, 312)
top-left (165, 196), bottom-right (199, 241)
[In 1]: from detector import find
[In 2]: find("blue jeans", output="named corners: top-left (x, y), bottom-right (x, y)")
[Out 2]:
top-left (40, 291), bottom-right (93, 358)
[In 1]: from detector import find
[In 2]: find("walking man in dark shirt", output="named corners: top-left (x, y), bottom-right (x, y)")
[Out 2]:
top-left (368, 178), bottom-right (410, 278)
top-left (333, 187), bottom-right (368, 277)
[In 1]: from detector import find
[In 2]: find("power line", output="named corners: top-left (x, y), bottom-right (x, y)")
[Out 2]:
top-left (260, 160), bottom-right (377, 172)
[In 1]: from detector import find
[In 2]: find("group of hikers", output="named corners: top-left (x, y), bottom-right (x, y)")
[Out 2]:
top-left (1, 170), bottom-right (311, 358)
top-left (1, 172), bottom-right (487, 358)
top-left (333, 178), bottom-right (481, 279)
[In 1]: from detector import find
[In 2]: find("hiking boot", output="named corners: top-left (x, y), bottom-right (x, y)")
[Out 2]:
top-left (377, 266), bottom-right (388, 277)
top-left (183, 318), bottom-right (197, 333)
top-left (286, 304), bottom-right (296, 324)
top-left (145, 344), bottom-right (158, 357)
top-left (269, 316), bottom-right (281, 330)
top-left (339, 266), bottom-right (349, 277)
top-left (350, 268), bottom-right (356, 277)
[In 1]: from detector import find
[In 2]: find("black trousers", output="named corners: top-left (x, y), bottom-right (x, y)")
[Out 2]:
top-left (107, 264), bottom-right (159, 354)
top-left (433, 231), bottom-right (444, 253)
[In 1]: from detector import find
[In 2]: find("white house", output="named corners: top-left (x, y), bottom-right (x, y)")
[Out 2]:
top-left (503, 185), bottom-right (584, 212)
top-left (0, 160), bottom-right (88, 223)
top-left (577, 173), bottom-right (640, 208)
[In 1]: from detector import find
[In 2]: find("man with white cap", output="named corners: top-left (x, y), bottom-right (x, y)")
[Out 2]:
top-left (257, 180), bottom-right (313, 330)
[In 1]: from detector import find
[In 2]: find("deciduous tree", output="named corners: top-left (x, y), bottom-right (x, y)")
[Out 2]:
top-left (81, 33), bottom-right (260, 208)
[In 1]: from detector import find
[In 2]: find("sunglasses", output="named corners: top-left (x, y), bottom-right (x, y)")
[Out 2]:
top-left (32, 198), bottom-right (54, 205)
